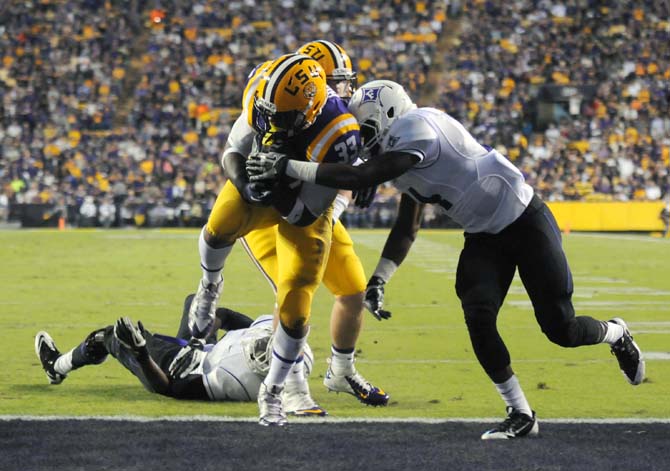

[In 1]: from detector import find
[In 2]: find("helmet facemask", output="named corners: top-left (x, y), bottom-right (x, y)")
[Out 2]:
top-left (348, 80), bottom-right (416, 159)
top-left (359, 118), bottom-right (382, 160)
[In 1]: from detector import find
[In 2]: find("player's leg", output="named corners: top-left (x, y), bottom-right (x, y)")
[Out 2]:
top-left (240, 227), bottom-right (280, 295)
top-left (516, 198), bottom-right (644, 385)
top-left (258, 211), bottom-right (332, 426)
top-left (242, 226), bottom-right (327, 416)
top-left (35, 328), bottom-right (109, 385)
top-left (455, 233), bottom-right (538, 439)
top-left (322, 221), bottom-right (389, 406)
top-left (177, 293), bottom-right (254, 342)
top-left (189, 180), bottom-right (277, 338)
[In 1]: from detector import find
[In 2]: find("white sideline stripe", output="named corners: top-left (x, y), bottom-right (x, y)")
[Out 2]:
top-left (1, 415), bottom-right (669, 424)
top-left (355, 356), bottom-right (669, 364)
top-left (570, 233), bottom-right (670, 244)
top-left (644, 352), bottom-right (670, 360)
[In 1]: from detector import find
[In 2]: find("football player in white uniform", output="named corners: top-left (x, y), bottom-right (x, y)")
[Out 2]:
top-left (246, 80), bottom-right (646, 439)
top-left (34, 298), bottom-right (316, 409)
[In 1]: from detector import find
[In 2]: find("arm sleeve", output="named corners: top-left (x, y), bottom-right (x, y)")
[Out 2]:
top-left (221, 114), bottom-right (255, 167)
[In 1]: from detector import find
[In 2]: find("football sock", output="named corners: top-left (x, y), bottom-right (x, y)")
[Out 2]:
top-left (495, 375), bottom-right (533, 417)
top-left (601, 320), bottom-right (625, 345)
top-left (263, 323), bottom-right (307, 390)
top-left (285, 354), bottom-right (306, 387)
top-left (54, 350), bottom-right (73, 375)
top-left (329, 345), bottom-right (355, 375)
top-left (199, 227), bottom-right (232, 284)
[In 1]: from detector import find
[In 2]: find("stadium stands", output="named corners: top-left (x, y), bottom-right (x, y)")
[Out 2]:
top-left (0, 0), bottom-right (668, 228)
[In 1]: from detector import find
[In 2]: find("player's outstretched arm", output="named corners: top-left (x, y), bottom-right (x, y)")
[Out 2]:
top-left (114, 317), bottom-right (172, 395)
top-left (247, 151), bottom-right (419, 190)
top-left (364, 194), bottom-right (424, 321)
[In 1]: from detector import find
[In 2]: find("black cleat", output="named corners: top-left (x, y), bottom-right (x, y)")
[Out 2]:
top-left (609, 318), bottom-right (645, 385)
top-left (35, 331), bottom-right (66, 385)
top-left (481, 407), bottom-right (539, 440)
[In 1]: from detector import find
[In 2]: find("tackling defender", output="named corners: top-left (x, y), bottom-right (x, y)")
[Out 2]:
top-left (35, 298), bottom-right (316, 408)
top-left (247, 80), bottom-right (646, 438)
top-left (239, 40), bottom-right (388, 412)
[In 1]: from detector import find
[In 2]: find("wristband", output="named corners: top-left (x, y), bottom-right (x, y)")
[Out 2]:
top-left (331, 193), bottom-right (350, 223)
top-left (285, 160), bottom-right (319, 183)
top-left (372, 257), bottom-right (399, 283)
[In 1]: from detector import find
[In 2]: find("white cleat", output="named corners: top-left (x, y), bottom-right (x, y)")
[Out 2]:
top-left (282, 381), bottom-right (327, 417)
top-left (188, 278), bottom-right (223, 338)
top-left (258, 383), bottom-right (288, 427)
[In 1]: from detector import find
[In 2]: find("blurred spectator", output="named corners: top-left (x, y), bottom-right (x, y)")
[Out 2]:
top-left (79, 196), bottom-right (98, 227)
top-left (661, 198), bottom-right (670, 237)
top-left (98, 196), bottom-right (116, 228)
top-left (0, 189), bottom-right (9, 223)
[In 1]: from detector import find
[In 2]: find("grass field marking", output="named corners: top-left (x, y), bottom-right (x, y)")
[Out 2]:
top-left (353, 234), bottom-right (460, 274)
top-left (570, 233), bottom-right (670, 244)
top-left (644, 352), bottom-right (670, 359)
top-left (506, 300), bottom-right (670, 311)
top-left (2, 415), bottom-right (669, 424)
top-left (570, 276), bottom-right (630, 284)
top-left (509, 286), bottom-right (670, 297)
top-left (356, 356), bottom-right (668, 364)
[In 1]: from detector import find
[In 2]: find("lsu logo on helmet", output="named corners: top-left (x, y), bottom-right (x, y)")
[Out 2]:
top-left (249, 53), bottom-right (327, 137)
top-left (298, 40), bottom-right (357, 97)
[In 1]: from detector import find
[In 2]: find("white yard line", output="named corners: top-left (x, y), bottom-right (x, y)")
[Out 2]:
top-left (570, 233), bottom-right (670, 244)
top-left (1, 415), bottom-right (668, 424)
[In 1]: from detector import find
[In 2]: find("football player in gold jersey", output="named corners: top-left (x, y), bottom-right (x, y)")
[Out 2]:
top-left (240, 40), bottom-right (388, 413)
top-left (188, 52), bottom-right (366, 426)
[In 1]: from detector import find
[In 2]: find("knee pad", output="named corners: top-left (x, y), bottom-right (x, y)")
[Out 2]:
top-left (463, 302), bottom-right (498, 331)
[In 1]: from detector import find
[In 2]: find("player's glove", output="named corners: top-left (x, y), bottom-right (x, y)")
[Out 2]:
top-left (240, 181), bottom-right (274, 206)
top-left (168, 338), bottom-right (207, 380)
top-left (246, 151), bottom-right (288, 182)
top-left (364, 276), bottom-right (392, 321)
top-left (354, 185), bottom-right (378, 209)
top-left (114, 317), bottom-right (147, 357)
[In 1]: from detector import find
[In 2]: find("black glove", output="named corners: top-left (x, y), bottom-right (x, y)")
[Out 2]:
top-left (114, 317), bottom-right (147, 357)
top-left (240, 181), bottom-right (274, 206)
top-left (354, 185), bottom-right (378, 208)
top-left (364, 276), bottom-right (392, 321)
top-left (246, 151), bottom-right (288, 182)
top-left (168, 338), bottom-right (206, 380)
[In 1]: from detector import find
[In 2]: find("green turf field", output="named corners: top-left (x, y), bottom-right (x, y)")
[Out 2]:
top-left (1, 229), bottom-right (668, 419)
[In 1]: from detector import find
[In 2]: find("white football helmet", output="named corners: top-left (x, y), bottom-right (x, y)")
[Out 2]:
top-left (347, 80), bottom-right (416, 158)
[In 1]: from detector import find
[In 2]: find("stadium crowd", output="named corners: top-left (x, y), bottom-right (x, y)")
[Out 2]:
top-left (0, 0), bottom-right (668, 228)
top-left (436, 0), bottom-right (670, 203)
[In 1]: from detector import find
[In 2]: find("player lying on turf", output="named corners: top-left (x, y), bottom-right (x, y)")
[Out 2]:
top-left (246, 80), bottom-right (646, 439)
top-left (34, 297), bottom-right (319, 412)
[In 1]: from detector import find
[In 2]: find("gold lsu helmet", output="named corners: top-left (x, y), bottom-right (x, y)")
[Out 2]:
top-left (248, 53), bottom-right (327, 136)
top-left (298, 40), bottom-right (356, 85)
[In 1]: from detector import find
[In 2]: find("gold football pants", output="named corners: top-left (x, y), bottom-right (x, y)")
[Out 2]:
top-left (240, 219), bottom-right (367, 298)
top-left (205, 180), bottom-right (332, 329)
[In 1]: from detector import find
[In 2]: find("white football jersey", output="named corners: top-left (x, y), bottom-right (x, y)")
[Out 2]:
top-left (200, 316), bottom-right (273, 401)
top-left (381, 108), bottom-right (534, 234)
